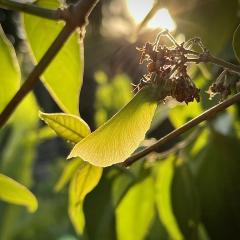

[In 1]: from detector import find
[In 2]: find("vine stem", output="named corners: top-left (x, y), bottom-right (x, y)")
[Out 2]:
top-left (123, 92), bottom-right (240, 166)
top-left (0, 0), bottom-right (100, 128)
top-left (0, 0), bottom-right (64, 20)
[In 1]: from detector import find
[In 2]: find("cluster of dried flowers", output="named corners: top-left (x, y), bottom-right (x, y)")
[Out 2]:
top-left (208, 70), bottom-right (240, 101)
top-left (135, 30), bottom-right (240, 104)
top-left (135, 30), bottom-right (201, 104)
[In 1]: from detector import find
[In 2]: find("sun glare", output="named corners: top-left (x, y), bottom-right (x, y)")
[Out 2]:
top-left (126, 0), bottom-right (155, 23)
top-left (126, 0), bottom-right (176, 31)
top-left (148, 8), bottom-right (176, 31)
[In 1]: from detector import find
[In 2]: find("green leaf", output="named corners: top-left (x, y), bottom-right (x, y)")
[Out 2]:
top-left (195, 132), bottom-right (240, 239)
top-left (233, 24), bottom-right (240, 63)
top-left (68, 162), bottom-right (103, 235)
top-left (0, 25), bottom-right (20, 112)
top-left (169, 101), bottom-right (202, 128)
top-left (54, 158), bottom-right (83, 192)
top-left (171, 160), bottom-right (200, 240)
top-left (68, 198), bottom-right (85, 236)
top-left (68, 87), bottom-right (157, 167)
top-left (116, 177), bottom-right (155, 240)
top-left (23, 0), bottom-right (84, 114)
top-left (154, 155), bottom-right (184, 240)
top-left (39, 112), bottom-right (90, 143)
top-left (0, 173), bottom-right (38, 213)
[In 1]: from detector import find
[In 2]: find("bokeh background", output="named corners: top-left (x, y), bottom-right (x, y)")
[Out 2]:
top-left (0, 0), bottom-right (240, 239)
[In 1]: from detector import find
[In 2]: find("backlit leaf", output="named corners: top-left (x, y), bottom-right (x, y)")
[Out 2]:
top-left (54, 158), bottom-right (82, 192)
top-left (68, 197), bottom-right (85, 235)
top-left (39, 112), bottom-right (90, 143)
top-left (68, 87), bottom-right (157, 167)
top-left (68, 162), bottom-right (103, 235)
top-left (233, 24), bottom-right (240, 63)
top-left (154, 155), bottom-right (184, 240)
top-left (116, 177), bottom-right (155, 240)
top-left (0, 173), bottom-right (38, 213)
top-left (23, 0), bottom-right (84, 114)
top-left (169, 101), bottom-right (202, 128)
top-left (0, 25), bottom-right (20, 112)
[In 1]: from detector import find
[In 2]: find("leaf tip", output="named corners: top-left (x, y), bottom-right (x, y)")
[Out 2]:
top-left (28, 196), bottom-right (38, 213)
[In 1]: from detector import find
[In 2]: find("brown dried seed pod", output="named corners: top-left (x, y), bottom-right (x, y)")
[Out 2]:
top-left (147, 62), bottom-right (156, 73)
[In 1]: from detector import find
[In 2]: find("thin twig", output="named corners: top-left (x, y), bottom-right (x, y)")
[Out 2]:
top-left (151, 127), bottom-right (201, 161)
top-left (124, 92), bottom-right (240, 166)
top-left (0, 0), bottom-right (100, 128)
top-left (123, 127), bottom-right (201, 167)
top-left (185, 49), bottom-right (240, 75)
top-left (0, 0), bottom-right (65, 20)
top-left (207, 54), bottom-right (240, 76)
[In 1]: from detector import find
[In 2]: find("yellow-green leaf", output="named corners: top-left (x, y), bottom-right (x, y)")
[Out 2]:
top-left (68, 87), bottom-right (157, 167)
top-left (39, 112), bottom-right (90, 143)
top-left (68, 198), bottom-right (85, 235)
top-left (54, 158), bottom-right (82, 192)
top-left (169, 101), bottom-right (202, 128)
top-left (23, 0), bottom-right (84, 114)
top-left (154, 156), bottom-right (183, 240)
top-left (116, 177), bottom-right (155, 240)
top-left (233, 24), bottom-right (240, 63)
top-left (0, 174), bottom-right (38, 213)
top-left (68, 162), bottom-right (102, 235)
top-left (0, 25), bottom-right (20, 112)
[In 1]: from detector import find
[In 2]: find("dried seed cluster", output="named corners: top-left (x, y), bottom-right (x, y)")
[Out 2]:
top-left (208, 70), bottom-right (240, 100)
top-left (135, 31), bottom-right (203, 104)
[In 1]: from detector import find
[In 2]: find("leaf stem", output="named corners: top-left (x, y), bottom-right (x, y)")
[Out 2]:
top-left (0, 0), bottom-right (64, 20)
top-left (123, 92), bottom-right (240, 166)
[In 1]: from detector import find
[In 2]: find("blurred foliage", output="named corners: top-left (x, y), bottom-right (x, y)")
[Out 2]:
top-left (94, 71), bottom-right (133, 126)
top-left (233, 24), bottom-right (240, 63)
top-left (0, 0), bottom-right (240, 239)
